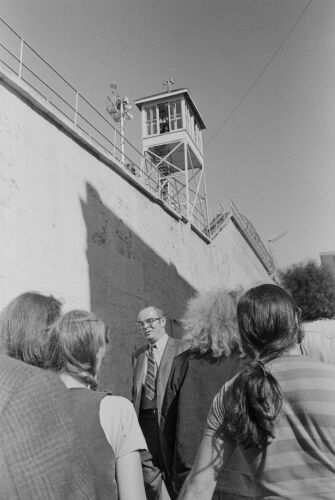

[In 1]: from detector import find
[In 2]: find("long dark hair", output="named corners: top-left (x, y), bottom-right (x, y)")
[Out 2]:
top-left (222, 284), bottom-right (301, 449)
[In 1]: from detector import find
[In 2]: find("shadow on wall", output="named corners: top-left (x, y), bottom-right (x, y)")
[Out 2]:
top-left (80, 183), bottom-right (195, 398)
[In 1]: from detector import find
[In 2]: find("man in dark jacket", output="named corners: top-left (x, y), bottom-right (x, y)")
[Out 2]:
top-left (132, 306), bottom-right (186, 499)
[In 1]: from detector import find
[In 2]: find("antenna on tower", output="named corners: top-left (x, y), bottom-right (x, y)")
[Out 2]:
top-left (163, 77), bottom-right (175, 92)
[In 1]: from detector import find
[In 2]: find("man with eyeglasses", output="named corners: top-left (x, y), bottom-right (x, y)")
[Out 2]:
top-left (132, 306), bottom-right (186, 499)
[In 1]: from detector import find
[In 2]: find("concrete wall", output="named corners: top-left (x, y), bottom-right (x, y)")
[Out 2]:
top-left (0, 72), bottom-right (272, 396)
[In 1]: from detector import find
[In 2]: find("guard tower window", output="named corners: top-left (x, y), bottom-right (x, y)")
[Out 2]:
top-left (145, 99), bottom-right (183, 136)
top-left (169, 100), bottom-right (182, 131)
top-left (145, 105), bottom-right (158, 135)
top-left (159, 103), bottom-right (170, 134)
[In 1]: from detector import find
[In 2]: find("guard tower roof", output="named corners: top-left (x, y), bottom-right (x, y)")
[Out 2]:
top-left (134, 88), bottom-right (206, 130)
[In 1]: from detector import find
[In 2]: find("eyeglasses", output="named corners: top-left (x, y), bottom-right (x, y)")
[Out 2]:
top-left (137, 317), bottom-right (161, 328)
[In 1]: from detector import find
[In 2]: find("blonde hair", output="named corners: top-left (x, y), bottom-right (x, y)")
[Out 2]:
top-left (46, 310), bottom-right (106, 389)
top-left (182, 287), bottom-right (243, 358)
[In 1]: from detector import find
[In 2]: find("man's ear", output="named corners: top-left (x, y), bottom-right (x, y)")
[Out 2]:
top-left (294, 311), bottom-right (304, 344)
top-left (296, 323), bottom-right (305, 344)
top-left (161, 316), bottom-right (167, 328)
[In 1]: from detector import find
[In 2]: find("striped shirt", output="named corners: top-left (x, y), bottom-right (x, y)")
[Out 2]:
top-left (205, 355), bottom-right (335, 499)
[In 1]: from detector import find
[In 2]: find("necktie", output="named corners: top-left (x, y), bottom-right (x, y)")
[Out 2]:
top-left (145, 345), bottom-right (157, 400)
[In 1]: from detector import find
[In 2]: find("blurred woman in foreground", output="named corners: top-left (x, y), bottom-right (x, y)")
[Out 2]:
top-left (179, 284), bottom-right (335, 500)
top-left (161, 287), bottom-right (254, 500)
top-left (45, 310), bottom-right (147, 500)
top-left (0, 291), bottom-right (62, 364)
top-left (0, 292), bottom-right (100, 498)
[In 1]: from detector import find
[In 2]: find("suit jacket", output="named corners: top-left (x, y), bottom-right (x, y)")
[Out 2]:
top-left (160, 349), bottom-right (255, 499)
top-left (0, 355), bottom-right (97, 500)
top-left (132, 336), bottom-right (186, 422)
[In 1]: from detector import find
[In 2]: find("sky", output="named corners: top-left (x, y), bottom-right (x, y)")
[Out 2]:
top-left (1, 0), bottom-right (334, 269)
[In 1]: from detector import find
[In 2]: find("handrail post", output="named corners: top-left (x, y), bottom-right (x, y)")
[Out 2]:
top-left (74, 91), bottom-right (79, 125)
top-left (18, 38), bottom-right (24, 78)
top-left (113, 127), bottom-right (116, 158)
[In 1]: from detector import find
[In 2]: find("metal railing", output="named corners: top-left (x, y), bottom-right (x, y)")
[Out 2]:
top-left (0, 17), bottom-right (209, 237)
top-left (206, 202), bottom-right (231, 238)
top-left (207, 200), bottom-right (276, 277)
top-left (230, 201), bottom-right (276, 276)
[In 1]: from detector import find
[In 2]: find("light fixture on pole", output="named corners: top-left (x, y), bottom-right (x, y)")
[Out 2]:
top-left (268, 229), bottom-right (288, 266)
top-left (106, 81), bottom-right (133, 165)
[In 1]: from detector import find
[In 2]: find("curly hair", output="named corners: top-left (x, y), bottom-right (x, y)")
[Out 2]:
top-left (45, 310), bottom-right (107, 389)
top-left (0, 291), bottom-right (62, 368)
top-left (181, 287), bottom-right (244, 358)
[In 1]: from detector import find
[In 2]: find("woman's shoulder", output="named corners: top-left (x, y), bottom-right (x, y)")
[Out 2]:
top-left (172, 348), bottom-right (229, 373)
top-left (171, 348), bottom-right (198, 371)
top-left (175, 348), bottom-right (226, 366)
top-left (175, 347), bottom-right (192, 360)
top-left (99, 395), bottom-right (147, 456)
top-left (99, 395), bottom-right (137, 430)
top-left (101, 394), bottom-right (134, 412)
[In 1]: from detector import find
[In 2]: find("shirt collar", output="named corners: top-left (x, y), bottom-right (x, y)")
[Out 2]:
top-left (150, 333), bottom-right (168, 353)
top-left (59, 373), bottom-right (87, 389)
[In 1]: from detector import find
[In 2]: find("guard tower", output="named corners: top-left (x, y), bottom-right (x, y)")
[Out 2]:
top-left (134, 82), bottom-right (209, 235)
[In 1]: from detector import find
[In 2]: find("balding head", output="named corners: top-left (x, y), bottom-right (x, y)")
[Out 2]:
top-left (137, 306), bottom-right (166, 345)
